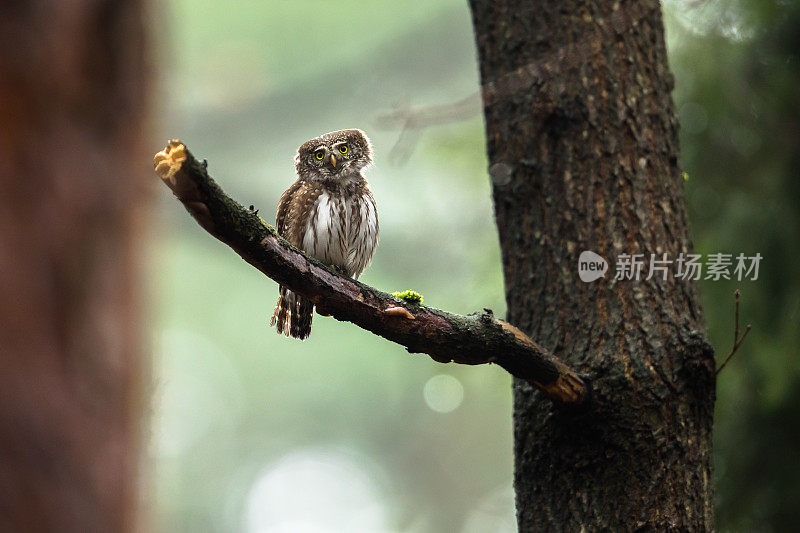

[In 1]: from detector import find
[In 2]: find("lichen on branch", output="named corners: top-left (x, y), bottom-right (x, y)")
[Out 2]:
top-left (154, 140), bottom-right (588, 404)
top-left (392, 290), bottom-right (423, 303)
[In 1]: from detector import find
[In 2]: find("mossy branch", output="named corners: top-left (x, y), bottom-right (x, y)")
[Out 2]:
top-left (154, 140), bottom-right (588, 404)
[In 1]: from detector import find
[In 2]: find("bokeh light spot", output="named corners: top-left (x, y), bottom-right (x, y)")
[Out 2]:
top-left (245, 448), bottom-right (392, 533)
top-left (423, 374), bottom-right (464, 413)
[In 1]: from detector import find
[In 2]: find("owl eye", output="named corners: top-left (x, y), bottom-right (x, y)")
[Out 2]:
top-left (314, 149), bottom-right (325, 160)
top-left (338, 144), bottom-right (348, 154)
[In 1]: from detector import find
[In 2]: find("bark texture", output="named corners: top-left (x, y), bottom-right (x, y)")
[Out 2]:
top-left (468, 0), bottom-right (716, 530)
top-left (0, 2), bottom-right (147, 531)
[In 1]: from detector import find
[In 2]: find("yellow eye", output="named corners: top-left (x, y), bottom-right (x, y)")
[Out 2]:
top-left (314, 150), bottom-right (324, 160)
top-left (338, 145), bottom-right (348, 154)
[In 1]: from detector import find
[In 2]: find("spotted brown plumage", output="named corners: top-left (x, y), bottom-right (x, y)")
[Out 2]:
top-left (270, 129), bottom-right (379, 339)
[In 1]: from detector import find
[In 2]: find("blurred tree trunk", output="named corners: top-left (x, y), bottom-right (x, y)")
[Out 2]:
top-left (468, 0), bottom-right (716, 530)
top-left (0, 2), bottom-right (147, 532)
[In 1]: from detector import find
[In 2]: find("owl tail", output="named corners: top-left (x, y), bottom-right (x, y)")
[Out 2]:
top-left (270, 288), bottom-right (313, 340)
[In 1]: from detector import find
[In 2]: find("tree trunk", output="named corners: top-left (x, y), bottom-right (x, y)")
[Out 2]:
top-left (0, 2), bottom-right (147, 531)
top-left (468, 1), bottom-right (716, 530)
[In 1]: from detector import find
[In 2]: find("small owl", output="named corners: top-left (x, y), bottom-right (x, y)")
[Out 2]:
top-left (270, 129), bottom-right (379, 339)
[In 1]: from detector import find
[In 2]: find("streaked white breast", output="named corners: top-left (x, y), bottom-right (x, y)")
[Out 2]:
top-left (302, 189), bottom-right (378, 279)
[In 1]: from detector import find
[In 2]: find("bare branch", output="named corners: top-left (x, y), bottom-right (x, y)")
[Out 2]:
top-left (376, 95), bottom-right (481, 165)
top-left (716, 289), bottom-right (752, 375)
top-left (154, 140), bottom-right (588, 404)
top-left (377, 5), bottom-right (654, 164)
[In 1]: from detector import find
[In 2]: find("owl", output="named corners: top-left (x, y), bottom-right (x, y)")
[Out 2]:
top-left (270, 129), bottom-right (379, 339)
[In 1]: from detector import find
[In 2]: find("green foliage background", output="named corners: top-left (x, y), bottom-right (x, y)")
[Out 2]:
top-left (148, 1), bottom-right (799, 530)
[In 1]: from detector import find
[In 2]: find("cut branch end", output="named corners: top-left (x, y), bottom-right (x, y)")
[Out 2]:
top-left (154, 140), bottom-right (186, 183)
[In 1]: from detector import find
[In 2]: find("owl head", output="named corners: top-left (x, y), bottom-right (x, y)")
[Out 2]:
top-left (295, 129), bottom-right (373, 180)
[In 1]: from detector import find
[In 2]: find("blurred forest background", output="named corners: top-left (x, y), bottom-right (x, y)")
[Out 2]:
top-left (144, 0), bottom-right (799, 531)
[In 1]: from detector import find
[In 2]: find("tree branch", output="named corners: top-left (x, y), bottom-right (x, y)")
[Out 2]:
top-left (716, 289), bottom-right (751, 375)
top-left (153, 140), bottom-right (588, 404)
top-left (375, 94), bottom-right (482, 165)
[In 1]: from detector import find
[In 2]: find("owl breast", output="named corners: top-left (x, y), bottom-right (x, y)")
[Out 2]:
top-left (301, 188), bottom-right (378, 279)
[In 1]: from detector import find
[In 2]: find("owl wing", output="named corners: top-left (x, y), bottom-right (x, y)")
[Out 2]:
top-left (271, 179), bottom-right (315, 339)
top-left (345, 187), bottom-right (379, 279)
top-left (275, 179), bottom-right (303, 239)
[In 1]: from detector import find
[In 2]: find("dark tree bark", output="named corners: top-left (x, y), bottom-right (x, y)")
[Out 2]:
top-left (468, 0), bottom-right (716, 530)
top-left (0, 2), bottom-right (147, 532)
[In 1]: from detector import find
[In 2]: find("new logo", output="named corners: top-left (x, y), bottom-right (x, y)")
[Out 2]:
top-left (578, 251), bottom-right (608, 282)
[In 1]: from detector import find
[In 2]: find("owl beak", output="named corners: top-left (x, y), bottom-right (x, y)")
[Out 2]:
top-left (329, 154), bottom-right (337, 168)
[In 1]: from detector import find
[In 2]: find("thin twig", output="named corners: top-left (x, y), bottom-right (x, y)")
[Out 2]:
top-left (716, 289), bottom-right (752, 375)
